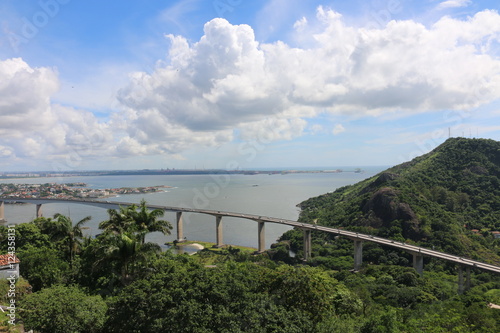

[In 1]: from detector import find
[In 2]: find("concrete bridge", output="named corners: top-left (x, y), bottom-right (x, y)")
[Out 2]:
top-left (1, 198), bottom-right (500, 293)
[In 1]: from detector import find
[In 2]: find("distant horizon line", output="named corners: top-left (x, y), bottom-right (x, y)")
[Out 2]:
top-left (0, 165), bottom-right (391, 174)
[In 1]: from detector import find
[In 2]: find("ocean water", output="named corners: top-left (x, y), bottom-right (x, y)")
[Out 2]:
top-left (0, 168), bottom-right (385, 249)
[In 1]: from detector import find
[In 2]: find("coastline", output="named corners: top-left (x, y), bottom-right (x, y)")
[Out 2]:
top-left (165, 240), bottom-right (257, 253)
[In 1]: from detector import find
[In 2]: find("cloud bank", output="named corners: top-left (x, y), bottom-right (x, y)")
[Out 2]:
top-left (0, 58), bottom-right (112, 168)
top-left (2, 7), bottom-right (500, 168)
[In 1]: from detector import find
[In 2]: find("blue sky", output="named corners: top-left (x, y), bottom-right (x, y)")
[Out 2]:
top-left (0, 0), bottom-right (500, 171)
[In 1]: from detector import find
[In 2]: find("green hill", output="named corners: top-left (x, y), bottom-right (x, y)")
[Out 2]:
top-left (282, 138), bottom-right (500, 266)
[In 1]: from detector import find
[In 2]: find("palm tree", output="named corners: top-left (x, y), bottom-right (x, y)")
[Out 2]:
top-left (55, 214), bottom-right (92, 265)
top-left (98, 200), bottom-right (172, 244)
top-left (92, 232), bottom-right (161, 285)
top-left (99, 205), bottom-right (136, 235)
top-left (35, 214), bottom-right (91, 266)
top-left (91, 200), bottom-right (170, 285)
top-left (129, 199), bottom-right (172, 244)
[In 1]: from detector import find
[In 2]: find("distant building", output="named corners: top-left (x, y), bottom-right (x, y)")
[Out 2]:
top-left (492, 231), bottom-right (500, 239)
top-left (0, 254), bottom-right (20, 279)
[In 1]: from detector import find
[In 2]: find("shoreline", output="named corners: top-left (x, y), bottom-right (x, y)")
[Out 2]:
top-left (0, 184), bottom-right (172, 201)
top-left (166, 240), bottom-right (257, 253)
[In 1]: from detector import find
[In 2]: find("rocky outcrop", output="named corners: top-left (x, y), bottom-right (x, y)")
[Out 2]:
top-left (360, 172), bottom-right (399, 195)
top-left (362, 187), bottom-right (420, 239)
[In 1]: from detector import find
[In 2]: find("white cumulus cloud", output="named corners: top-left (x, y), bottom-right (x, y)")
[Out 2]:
top-left (117, 8), bottom-right (500, 156)
top-left (3, 7), bottom-right (500, 167)
top-left (0, 58), bottom-right (113, 169)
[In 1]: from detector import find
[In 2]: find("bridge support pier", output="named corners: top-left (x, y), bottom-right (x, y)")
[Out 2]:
top-left (0, 201), bottom-right (5, 223)
top-left (215, 215), bottom-right (224, 248)
top-left (354, 240), bottom-right (363, 271)
top-left (176, 212), bottom-right (185, 242)
top-left (257, 221), bottom-right (265, 253)
top-left (466, 266), bottom-right (471, 291)
top-left (458, 266), bottom-right (464, 294)
top-left (303, 229), bottom-right (311, 260)
top-left (413, 252), bottom-right (424, 276)
top-left (36, 204), bottom-right (43, 218)
top-left (458, 265), bottom-right (471, 294)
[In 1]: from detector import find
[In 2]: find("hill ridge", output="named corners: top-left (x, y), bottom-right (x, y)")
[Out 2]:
top-left (288, 138), bottom-right (500, 265)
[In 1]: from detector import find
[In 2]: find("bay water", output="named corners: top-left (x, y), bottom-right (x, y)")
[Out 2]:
top-left (0, 168), bottom-right (384, 249)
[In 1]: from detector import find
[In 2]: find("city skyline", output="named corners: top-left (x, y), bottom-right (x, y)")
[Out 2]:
top-left (1, 0), bottom-right (500, 171)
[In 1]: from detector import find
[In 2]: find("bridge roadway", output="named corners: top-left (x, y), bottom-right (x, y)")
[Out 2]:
top-left (1, 198), bottom-right (500, 277)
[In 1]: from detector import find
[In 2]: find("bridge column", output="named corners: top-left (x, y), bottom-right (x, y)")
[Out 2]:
top-left (354, 240), bottom-right (363, 271)
top-left (215, 215), bottom-right (223, 248)
top-left (36, 204), bottom-right (43, 218)
top-left (257, 221), bottom-right (265, 253)
top-left (466, 266), bottom-right (471, 291)
top-left (176, 212), bottom-right (185, 242)
top-left (458, 265), bottom-right (465, 294)
top-left (413, 253), bottom-right (424, 276)
top-left (303, 229), bottom-right (312, 260)
top-left (0, 201), bottom-right (5, 223)
top-left (458, 265), bottom-right (471, 294)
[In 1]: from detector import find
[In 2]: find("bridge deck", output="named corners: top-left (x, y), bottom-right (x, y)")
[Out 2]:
top-left (2, 198), bottom-right (500, 274)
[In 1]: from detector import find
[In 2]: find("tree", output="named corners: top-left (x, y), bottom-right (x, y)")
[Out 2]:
top-left (34, 214), bottom-right (91, 266)
top-left (105, 258), bottom-right (317, 333)
top-left (99, 200), bottom-right (172, 244)
top-left (267, 265), bottom-right (360, 321)
top-left (99, 205), bottom-right (135, 235)
top-left (56, 214), bottom-right (91, 265)
top-left (17, 245), bottom-right (70, 291)
top-left (129, 199), bottom-right (172, 244)
top-left (0, 223), bottom-right (51, 252)
top-left (91, 232), bottom-right (161, 286)
top-left (91, 201), bottom-right (170, 287)
top-left (20, 284), bottom-right (107, 333)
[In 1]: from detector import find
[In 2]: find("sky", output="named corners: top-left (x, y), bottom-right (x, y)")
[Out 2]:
top-left (0, 0), bottom-right (500, 172)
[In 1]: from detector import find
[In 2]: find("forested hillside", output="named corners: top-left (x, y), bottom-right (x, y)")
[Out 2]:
top-left (281, 138), bottom-right (500, 266)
